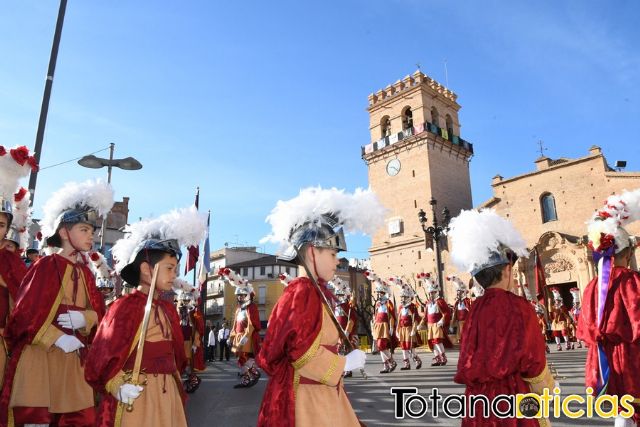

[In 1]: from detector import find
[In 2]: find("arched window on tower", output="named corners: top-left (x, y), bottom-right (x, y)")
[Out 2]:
top-left (430, 107), bottom-right (440, 127)
top-left (402, 107), bottom-right (413, 130)
top-left (541, 193), bottom-right (558, 223)
top-left (381, 116), bottom-right (391, 138)
top-left (445, 114), bottom-right (454, 139)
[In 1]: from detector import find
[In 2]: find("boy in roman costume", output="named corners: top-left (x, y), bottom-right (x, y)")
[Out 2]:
top-left (450, 209), bottom-right (555, 426)
top-left (568, 287), bottom-right (583, 349)
top-left (332, 278), bottom-right (358, 378)
top-left (549, 287), bottom-right (573, 351)
top-left (84, 206), bottom-right (206, 427)
top-left (394, 279), bottom-right (422, 370)
top-left (177, 289), bottom-right (204, 393)
top-left (257, 187), bottom-right (383, 426)
top-left (578, 189), bottom-right (640, 427)
top-left (0, 146), bottom-right (36, 393)
top-left (448, 275), bottom-right (471, 345)
top-left (1, 179), bottom-right (111, 426)
top-left (369, 271), bottom-right (398, 373)
top-left (220, 268), bottom-right (262, 389)
top-left (418, 274), bottom-right (452, 366)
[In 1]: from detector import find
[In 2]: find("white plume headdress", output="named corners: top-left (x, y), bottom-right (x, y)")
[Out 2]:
top-left (0, 146), bottom-right (37, 226)
top-left (218, 267), bottom-right (253, 295)
top-left (112, 206), bottom-right (207, 281)
top-left (261, 187), bottom-right (386, 260)
top-left (41, 179), bottom-right (115, 243)
top-left (5, 188), bottom-right (32, 249)
top-left (448, 209), bottom-right (528, 276)
top-left (447, 275), bottom-right (467, 294)
top-left (587, 188), bottom-right (640, 255)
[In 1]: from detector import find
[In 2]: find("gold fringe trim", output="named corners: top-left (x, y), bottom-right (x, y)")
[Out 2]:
top-left (292, 310), bottom-right (324, 370)
top-left (320, 354), bottom-right (340, 385)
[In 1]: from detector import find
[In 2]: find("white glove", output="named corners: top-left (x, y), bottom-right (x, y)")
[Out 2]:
top-left (410, 330), bottom-right (416, 337)
top-left (344, 349), bottom-right (366, 371)
top-left (437, 319), bottom-right (444, 327)
top-left (54, 334), bottom-right (85, 353)
top-left (57, 310), bottom-right (87, 330)
top-left (192, 345), bottom-right (198, 353)
top-left (389, 328), bottom-right (394, 336)
top-left (239, 336), bottom-right (248, 346)
top-left (114, 383), bottom-right (144, 405)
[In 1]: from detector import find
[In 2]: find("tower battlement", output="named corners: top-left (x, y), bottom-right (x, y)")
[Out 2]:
top-left (368, 70), bottom-right (457, 109)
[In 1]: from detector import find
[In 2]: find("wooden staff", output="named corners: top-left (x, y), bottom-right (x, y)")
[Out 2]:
top-left (300, 259), bottom-right (368, 379)
top-left (125, 263), bottom-right (159, 412)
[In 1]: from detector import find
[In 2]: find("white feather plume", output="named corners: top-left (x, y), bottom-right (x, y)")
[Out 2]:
top-left (260, 187), bottom-right (387, 246)
top-left (88, 251), bottom-right (112, 279)
top-left (449, 209), bottom-right (528, 274)
top-left (173, 278), bottom-right (196, 293)
top-left (0, 146), bottom-right (33, 199)
top-left (111, 205), bottom-right (207, 273)
top-left (587, 188), bottom-right (640, 252)
top-left (11, 188), bottom-right (31, 233)
top-left (41, 179), bottom-right (115, 239)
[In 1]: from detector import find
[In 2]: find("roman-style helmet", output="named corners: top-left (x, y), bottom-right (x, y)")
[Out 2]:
top-left (112, 206), bottom-right (207, 286)
top-left (41, 179), bottom-right (114, 248)
top-left (261, 187), bottom-right (386, 261)
top-left (447, 275), bottom-right (467, 296)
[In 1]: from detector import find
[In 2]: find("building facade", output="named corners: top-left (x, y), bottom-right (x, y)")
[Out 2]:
top-left (363, 70), bottom-right (474, 302)
top-left (480, 146), bottom-right (640, 309)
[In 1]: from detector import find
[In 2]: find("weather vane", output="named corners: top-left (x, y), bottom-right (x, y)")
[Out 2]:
top-left (537, 140), bottom-right (548, 157)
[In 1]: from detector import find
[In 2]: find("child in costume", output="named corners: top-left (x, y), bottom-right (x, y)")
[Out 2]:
top-left (450, 209), bottom-right (555, 426)
top-left (257, 187), bottom-right (384, 427)
top-left (578, 189), bottom-right (640, 427)
top-left (84, 206), bottom-right (206, 427)
top-left (2, 179), bottom-right (111, 426)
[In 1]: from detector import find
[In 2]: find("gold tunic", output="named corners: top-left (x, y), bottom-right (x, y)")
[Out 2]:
top-left (10, 263), bottom-right (98, 413)
top-left (293, 308), bottom-right (360, 427)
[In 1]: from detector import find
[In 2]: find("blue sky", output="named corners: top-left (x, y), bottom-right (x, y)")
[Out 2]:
top-left (1, 1), bottom-right (638, 260)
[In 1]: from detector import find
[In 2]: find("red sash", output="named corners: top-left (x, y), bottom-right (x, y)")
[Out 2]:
top-left (427, 313), bottom-right (442, 324)
top-left (375, 312), bottom-right (389, 323)
top-left (123, 341), bottom-right (177, 374)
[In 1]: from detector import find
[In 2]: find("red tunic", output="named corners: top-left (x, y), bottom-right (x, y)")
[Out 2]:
top-left (453, 297), bottom-right (471, 322)
top-left (335, 301), bottom-right (357, 339)
top-left (84, 290), bottom-right (187, 427)
top-left (256, 277), bottom-right (331, 427)
top-left (397, 303), bottom-right (422, 349)
top-left (455, 288), bottom-right (548, 426)
top-left (232, 302), bottom-right (262, 356)
top-left (0, 254), bottom-right (105, 427)
top-left (577, 266), bottom-right (640, 399)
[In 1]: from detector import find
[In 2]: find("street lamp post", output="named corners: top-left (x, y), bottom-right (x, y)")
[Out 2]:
top-left (418, 198), bottom-right (451, 298)
top-left (78, 142), bottom-right (142, 252)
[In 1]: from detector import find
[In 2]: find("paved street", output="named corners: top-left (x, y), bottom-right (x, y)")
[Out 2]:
top-left (187, 346), bottom-right (612, 426)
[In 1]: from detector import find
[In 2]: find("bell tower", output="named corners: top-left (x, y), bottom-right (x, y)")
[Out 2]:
top-left (362, 70), bottom-right (474, 301)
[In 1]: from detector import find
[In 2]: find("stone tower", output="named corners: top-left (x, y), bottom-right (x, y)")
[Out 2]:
top-left (362, 70), bottom-right (474, 301)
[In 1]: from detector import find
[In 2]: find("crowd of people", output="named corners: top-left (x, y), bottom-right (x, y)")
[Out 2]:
top-left (1, 145), bottom-right (639, 426)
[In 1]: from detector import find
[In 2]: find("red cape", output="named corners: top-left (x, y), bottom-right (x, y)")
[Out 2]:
top-left (0, 254), bottom-right (105, 427)
top-left (0, 248), bottom-right (27, 300)
top-left (256, 277), bottom-right (325, 427)
top-left (578, 266), bottom-right (640, 397)
top-left (85, 290), bottom-right (187, 427)
top-left (454, 288), bottom-right (547, 427)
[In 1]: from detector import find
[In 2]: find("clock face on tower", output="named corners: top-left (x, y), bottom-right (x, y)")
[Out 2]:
top-left (386, 158), bottom-right (401, 176)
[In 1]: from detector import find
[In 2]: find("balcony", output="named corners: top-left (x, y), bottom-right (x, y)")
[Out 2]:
top-left (362, 122), bottom-right (473, 157)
